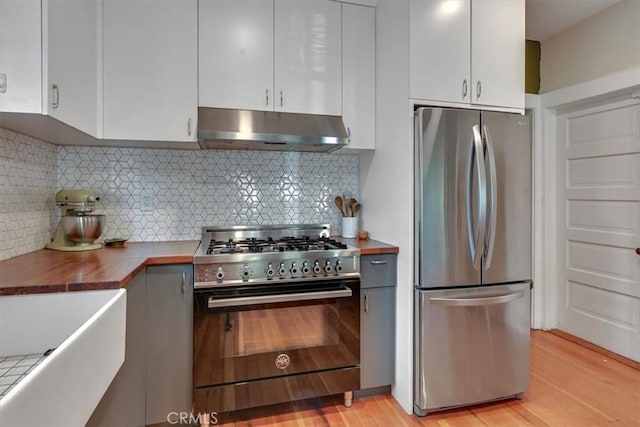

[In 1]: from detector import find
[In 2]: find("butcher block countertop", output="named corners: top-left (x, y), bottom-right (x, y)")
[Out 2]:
top-left (0, 238), bottom-right (397, 296)
top-left (0, 241), bottom-right (200, 296)
top-left (340, 237), bottom-right (399, 255)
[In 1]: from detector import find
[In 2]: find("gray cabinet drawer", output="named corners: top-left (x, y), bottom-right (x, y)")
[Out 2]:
top-left (361, 254), bottom-right (396, 288)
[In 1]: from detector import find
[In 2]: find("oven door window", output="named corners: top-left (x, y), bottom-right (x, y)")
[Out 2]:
top-left (221, 300), bottom-right (339, 356)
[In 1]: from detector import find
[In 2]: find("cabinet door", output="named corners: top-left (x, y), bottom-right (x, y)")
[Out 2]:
top-left (275, 0), bottom-right (342, 116)
top-left (410, 0), bottom-right (470, 103)
top-left (199, 0), bottom-right (274, 111)
top-left (103, 0), bottom-right (197, 141)
top-left (342, 3), bottom-right (375, 150)
top-left (45, 0), bottom-right (99, 135)
top-left (87, 271), bottom-right (146, 427)
top-left (471, 0), bottom-right (524, 109)
top-left (146, 265), bottom-right (193, 425)
top-left (0, 0), bottom-right (41, 113)
top-left (361, 286), bottom-right (395, 389)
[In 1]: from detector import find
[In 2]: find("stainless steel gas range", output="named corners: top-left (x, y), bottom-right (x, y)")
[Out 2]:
top-left (192, 224), bottom-right (361, 414)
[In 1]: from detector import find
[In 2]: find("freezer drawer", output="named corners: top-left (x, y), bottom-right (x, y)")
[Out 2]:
top-left (414, 282), bottom-right (530, 415)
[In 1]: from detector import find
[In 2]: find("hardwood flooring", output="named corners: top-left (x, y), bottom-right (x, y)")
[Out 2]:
top-left (216, 331), bottom-right (640, 426)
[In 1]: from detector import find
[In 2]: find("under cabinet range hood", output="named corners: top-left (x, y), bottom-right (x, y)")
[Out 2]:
top-left (197, 108), bottom-right (349, 153)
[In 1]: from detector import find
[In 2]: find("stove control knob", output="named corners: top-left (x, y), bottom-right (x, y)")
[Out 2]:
top-left (278, 263), bottom-right (287, 276)
top-left (313, 261), bottom-right (322, 274)
top-left (242, 265), bottom-right (250, 281)
top-left (324, 260), bottom-right (333, 274)
top-left (290, 262), bottom-right (298, 275)
top-left (266, 263), bottom-right (275, 278)
top-left (335, 259), bottom-right (343, 272)
top-left (216, 267), bottom-right (224, 281)
top-left (301, 262), bottom-right (310, 275)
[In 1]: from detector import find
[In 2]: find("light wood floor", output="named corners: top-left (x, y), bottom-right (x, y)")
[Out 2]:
top-left (217, 330), bottom-right (640, 426)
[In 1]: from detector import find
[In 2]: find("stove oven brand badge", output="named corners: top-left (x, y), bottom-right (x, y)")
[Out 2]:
top-left (275, 353), bottom-right (291, 370)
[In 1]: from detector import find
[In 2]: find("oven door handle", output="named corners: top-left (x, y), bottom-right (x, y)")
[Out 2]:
top-left (207, 286), bottom-right (353, 308)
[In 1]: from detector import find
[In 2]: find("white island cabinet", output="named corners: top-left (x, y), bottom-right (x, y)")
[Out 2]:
top-left (102, 0), bottom-right (197, 142)
top-left (410, 0), bottom-right (524, 110)
top-left (199, 0), bottom-right (342, 116)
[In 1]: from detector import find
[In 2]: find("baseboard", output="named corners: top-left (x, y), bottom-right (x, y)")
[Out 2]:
top-left (549, 329), bottom-right (640, 371)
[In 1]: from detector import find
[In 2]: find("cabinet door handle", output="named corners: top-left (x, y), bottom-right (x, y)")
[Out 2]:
top-left (462, 79), bottom-right (468, 100)
top-left (0, 73), bottom-right (6, 93)
top-left (280, 90), bottom-right (284, 107)
top-left (370, 260), bottom-right (388, 265)
top-left (187, 118), bottom-right (193, 136)
top-left (181, 271), bottom-right (187, 294)
top-left (347, 127), bottom-right (351, 140)
top-left (476, 80), bottom-right (482, 100)
top-left (266, 89), bottom-right (270, 106)
top-left (52, 84), bottom-right (60, 109)
top-left (364, 294), bottom-right (369, 313)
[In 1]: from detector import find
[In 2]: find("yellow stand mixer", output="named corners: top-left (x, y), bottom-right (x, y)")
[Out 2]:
top-left (47, 189), bottom-right (106, 251)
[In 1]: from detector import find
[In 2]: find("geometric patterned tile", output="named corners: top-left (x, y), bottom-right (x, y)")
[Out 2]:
top-left (56, 145), bottom-right (360, 242)
top-left (0, 128), bottom-right (57, 261)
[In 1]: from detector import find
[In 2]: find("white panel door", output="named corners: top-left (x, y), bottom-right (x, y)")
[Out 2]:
top-left (557, 99), bottom-right (640, 362)
top-left (409, 0), bottom-right (470, 103)
top-left (470, 0), bottom-right (524, 110)
top-left (45, 0), bottom-right (99, 135)
top-left (275, 0), bottom-right (342, 116)
top-left (199, 0), bottom-right (274, 111)
top-left (342, 3), bottom-right (375, 150)
top-left (0, 0), bottom-right (42, 113)
top-left (103, 0), bottom-right (197, 142)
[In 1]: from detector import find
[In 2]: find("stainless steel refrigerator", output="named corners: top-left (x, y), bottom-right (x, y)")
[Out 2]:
top-left (413, 107), bottom-right (532, 416)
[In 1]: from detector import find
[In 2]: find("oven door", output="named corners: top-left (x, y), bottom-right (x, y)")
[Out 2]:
top-left (193, 278), bottom-right (360, 388)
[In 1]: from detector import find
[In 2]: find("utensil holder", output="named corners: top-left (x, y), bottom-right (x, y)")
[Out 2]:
top-left (342, 217), bottom-right (358, 238)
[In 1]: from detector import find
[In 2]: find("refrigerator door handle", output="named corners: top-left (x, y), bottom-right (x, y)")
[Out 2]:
top-left (483, 125), bottom-right (498, 269)
top-left (466, 125), bottom-right (487, 270)
top-left (429, 291), bottom-right (524, 307)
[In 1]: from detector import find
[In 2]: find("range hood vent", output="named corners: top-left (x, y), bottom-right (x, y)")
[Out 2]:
top-left (197, 108), bottom-right (349, 153)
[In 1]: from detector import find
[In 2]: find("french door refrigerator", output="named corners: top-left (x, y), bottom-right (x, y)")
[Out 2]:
top-left (413, 107), bottom-right (532, 416)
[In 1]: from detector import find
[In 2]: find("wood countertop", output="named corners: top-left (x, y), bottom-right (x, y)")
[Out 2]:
top-left (338, 237), bottom-right (399, 255)
top-left (0, 241), bottom-right (200, 296)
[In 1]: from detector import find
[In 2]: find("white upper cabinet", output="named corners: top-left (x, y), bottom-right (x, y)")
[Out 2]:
top-left (199, 0), bottom-right (274, 111)
top-left (342, 3), bottom-right (375, 150)
top-left (103, 0), bottom-right (197, 142)
top-left (0, 0), bottom-right (99, 134)
top-left (410, 0), bottom-right (524, 110)
top-left (45, 0), bottom-right (100, 136)
top-left (410, 0), bottom-right (470, 105)
top-left (471, 0), bottom-right (524, 109)
top-left (0, 0), bottom-right (42, 113)
top-left (199, 0), bottom-right (342, 116)
top-left (274, 0), bottom-right (342, 116)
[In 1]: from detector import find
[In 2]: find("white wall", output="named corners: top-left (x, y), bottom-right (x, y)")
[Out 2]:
top-left (360, 0), bottom-right (413, 414)
top-left (540, 0), bottom-right (640, 93)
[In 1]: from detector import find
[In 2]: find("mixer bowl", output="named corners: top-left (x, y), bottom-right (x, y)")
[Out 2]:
top-left (61, 215), bottom-right (106, 244)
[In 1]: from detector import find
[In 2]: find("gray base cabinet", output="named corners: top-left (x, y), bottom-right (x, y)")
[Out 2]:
top-left (87, 270), bottom-right (147, 427)
top-left (360, 254), bottom-right (396, 390)
top-left (88, 264), bottom-right (194, 426)
top-left (146, 264), bottom-right (194, 425)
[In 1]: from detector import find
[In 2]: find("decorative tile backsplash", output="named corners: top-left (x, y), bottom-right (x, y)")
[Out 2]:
top-left (57, 147), bottom-right (359, 241)
top-left (0, 129), bottom-right (57, 261)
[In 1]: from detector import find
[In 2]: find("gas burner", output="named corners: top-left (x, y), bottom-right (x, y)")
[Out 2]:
top-left (195, 224), bottom-right (361, 288)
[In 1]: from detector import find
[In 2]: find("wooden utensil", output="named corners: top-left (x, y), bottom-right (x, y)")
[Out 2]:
top-left (352, 202), bottom-right (362, 216)
top-left (348, 198), bottom-right (358, 217)
top-left (334, 195), bottom-right (347, 217)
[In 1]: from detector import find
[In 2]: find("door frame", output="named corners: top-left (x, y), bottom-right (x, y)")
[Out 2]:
top-left (533, 67), bottom-right (640, 330)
